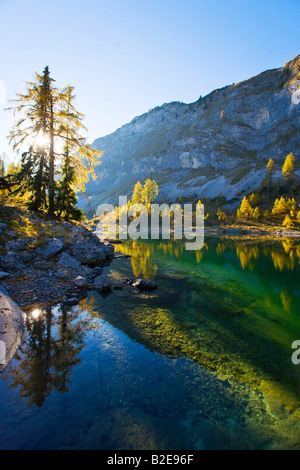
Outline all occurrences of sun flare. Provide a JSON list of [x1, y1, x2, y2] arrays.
[[34, 132, 49, 149], [31, 308, 42, 320]]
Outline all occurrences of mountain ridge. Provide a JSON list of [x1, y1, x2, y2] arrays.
[[78, 54, 300, 214]]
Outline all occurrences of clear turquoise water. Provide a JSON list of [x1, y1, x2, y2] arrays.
[[0, 236, 300, 449]]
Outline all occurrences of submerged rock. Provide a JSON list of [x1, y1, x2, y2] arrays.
[[132, 279, 157, 291], [94, 275, 111, 293], [64, 297, 79, 306], [123, 278, 157, 291]]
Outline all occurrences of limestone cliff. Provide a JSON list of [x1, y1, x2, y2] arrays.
[[78, 55, 300, 213]]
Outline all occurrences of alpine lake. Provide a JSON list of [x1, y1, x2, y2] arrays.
[[0, 235, 300, 450]]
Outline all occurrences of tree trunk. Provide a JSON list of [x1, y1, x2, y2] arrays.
[[48, 97, 55, 216]]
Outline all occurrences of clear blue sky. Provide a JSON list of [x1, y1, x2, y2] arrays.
[[0, 0, 299, 163]]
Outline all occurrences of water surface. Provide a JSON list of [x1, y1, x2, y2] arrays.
[[0, 236, 300, 449]]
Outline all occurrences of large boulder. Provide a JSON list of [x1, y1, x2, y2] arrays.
[[5, 237, 35, 252], [57, 252, 81, 270], [68, 241, 114, 267], [0, 286, 25, 373], [35, 238, 65, 260], [0, 251, 25, 271], [19, 251, 36, 264]]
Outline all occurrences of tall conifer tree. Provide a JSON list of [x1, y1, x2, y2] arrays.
[[8, 69, 102, 218]]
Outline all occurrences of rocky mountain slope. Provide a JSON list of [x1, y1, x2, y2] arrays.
[[78, 55, 300, 214]]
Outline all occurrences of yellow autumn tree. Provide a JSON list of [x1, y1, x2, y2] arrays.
[[217, 209, 227, 221], [272, 196, 296, 215], [236, 196, 254, 220], [142, 179, 159, 204], [132, 181, 144, 204], [283, 214, 293, 229], [253, 207, 260, 220], [282, 152, 295, 184]]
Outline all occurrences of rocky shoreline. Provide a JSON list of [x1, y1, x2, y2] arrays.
[[0, 210, 159, 373], [0, 218, 116, 309], [0, 214, 158, 312]]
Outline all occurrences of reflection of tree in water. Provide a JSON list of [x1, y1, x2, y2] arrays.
[[235, 245, 260, 271], [117, 240, 158, 279], [280, 290, 292, 313], [130, 249, 157, 279], [118, 236, 300, 282], [5, 305, 87, 408], [216, 243, 226, 255], [231, 239, 300, 272], [271, 250, 295, 271], [117, 239, 209, 277]]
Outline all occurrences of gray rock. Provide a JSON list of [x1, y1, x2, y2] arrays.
[[0, 271, 10, 280], [5, 237, 35, 252], [33, 260, 54, 271], [0, 223, 7, 230], [91, 266, 103, 276], [0, 285, 25, 373], [68, 241, 114, 267], [56, 269, 68, 279], [57, 252, 81, 270], [0, 251, 25, 271], [19, 251, 36, 264], [35, 238, 65, 260], [73, 276, 88, 288], [132, 279, 157, 291], [94, 275, 111, 293], [273, 230, 300, 238]]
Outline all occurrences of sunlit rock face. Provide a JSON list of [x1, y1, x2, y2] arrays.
[[78, 55, 300, 214]]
